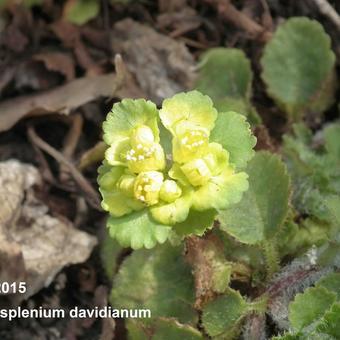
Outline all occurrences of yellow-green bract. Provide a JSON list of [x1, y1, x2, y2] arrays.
[[98, 91, 256, 249]]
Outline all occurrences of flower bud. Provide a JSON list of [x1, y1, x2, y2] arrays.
[[131, 125, 155, 148], [117, 174, 136, 197], [159, 180, 182, 203], [134, 171, 164, 205], [180, 159, 212, 186]]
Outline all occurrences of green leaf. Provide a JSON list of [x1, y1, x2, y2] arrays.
[[202, 289, 248, 338], [325, 195, 340, 226], [126, 318, 203, 340], [23, 0, 43, 7], [172, 209, 217, 237], [283, 123, 340, 223], [272, 334, 303, 340], [218, 151, 290, 244], [110, 243, 197, 324], [195, 48, 254, 114], [215, 228, 264, 271], [316, 273, 340, 300], [107, 210, 171, 249], [261, 17, 336, 120], [100, 228, 123, 280], [324, 123, 340, 161], [64, 0, 100, 25], [103, 98, 159, 146], [289, 287, 336, 332], [316, 303, 340, 339], [160, 91, 217, 135], [210, 111, 256, 169]]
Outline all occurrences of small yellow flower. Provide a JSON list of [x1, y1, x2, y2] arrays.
[[133, 171, 164, 206], [159, 180, 182, 203]]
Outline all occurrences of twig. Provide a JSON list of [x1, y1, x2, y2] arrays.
[[78, 141, 107, 171], [60, 114, 83, 184], [27, 126, 101, 210], [260, 0, 273, 31], [111, 54, 128, 97], [204, 0, 272, 42], [62, 114, 83, 159], [310, 0, 340, 31]]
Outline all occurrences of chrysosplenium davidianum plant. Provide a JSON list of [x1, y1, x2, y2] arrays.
[[98, 91, 255, 249], [98, 18, 340, 340]]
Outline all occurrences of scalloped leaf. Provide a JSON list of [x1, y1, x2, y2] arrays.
[[316, 302, 340, 339], [100, 228, 123, 280], [283, 123, 340, 223], [218, 151, 290, 245], [324, 123, 340, 160], [103, 98, 159, 145], [195, 48, 253, 112], [172, 209, 217, 237], [110, 243, 197, 324], [272, 334, 303, 340], [316, 273, 340, 300], [289, 286, 336, 332], [271, 333, 307, 340], [325, 196, 340, 227], [202, 289, 248, 338], [126, 318, 203, 340], [210, 111, 256, 169], [63, 0, 100, 25], [261, 17, 336, 120], [107, 210, 171, 249]]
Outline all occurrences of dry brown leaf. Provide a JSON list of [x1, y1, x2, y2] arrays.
[[34, 52, 76, 81], [0, 73, 118, 133], [185, 234, 231, 309], [0, 159, 97, 305], [112, 19, 196, 104], [157, 7, 202, 36], [51, 20, 103, 75]]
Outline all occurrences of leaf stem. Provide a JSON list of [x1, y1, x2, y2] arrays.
[[263, 241, 280, 279], [248, 294, 269, 314]]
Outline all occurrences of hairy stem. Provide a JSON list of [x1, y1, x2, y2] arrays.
[[263, 241, 280, 279], [248, 294, 269, 314]]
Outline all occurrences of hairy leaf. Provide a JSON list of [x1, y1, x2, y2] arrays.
[[126, 318, 203, 340], [316, 303, 340, 339], [261, 17, 336, 120], [172, 209, 217, 237], [289, 286, 336, 331], [202, 289, 247, 338], [316, 273, 340, 300], [107, 210, 171, 249], [283, 123, 340, 224], [210, 111, 256, 169], [100, 229, 123, 280], [195, 48, 252, 109], [111, 243, 196, 324], [219, 151, 290, 244]]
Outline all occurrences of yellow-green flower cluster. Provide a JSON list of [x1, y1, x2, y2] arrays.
[[98, 91, 249, 227]]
